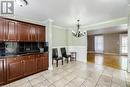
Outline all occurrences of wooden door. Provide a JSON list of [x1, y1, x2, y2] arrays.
[[18, 22, 30, 41], [0, 18, 5, 41], [37, 54, 44, 72], [0, 58, 6, 85], [6, 56, 23, 82], [37, 26, 45, 42], [6, 20, 18, 41], [23, 55, 37, 76]]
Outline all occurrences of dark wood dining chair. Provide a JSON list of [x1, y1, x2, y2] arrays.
[[60, 48, 71, 63], [52, 48, 63, 67]]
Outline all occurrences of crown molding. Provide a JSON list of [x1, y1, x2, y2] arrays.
[[53, 25, 67, 30], [81, 17, 127, 30], [0, 15, 44, 25]]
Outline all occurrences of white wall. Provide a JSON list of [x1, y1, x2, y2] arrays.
[[67, 29, 87, 63]]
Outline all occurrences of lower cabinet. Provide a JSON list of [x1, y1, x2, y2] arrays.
[[0, 58, 6, 85], [37, 54, 44, 72], [0, 53, 48, 85], [23, 55, 37, 76], [43, 54, 48, 70], [36, 53, 48, 72], [6, 56, 23, 83]]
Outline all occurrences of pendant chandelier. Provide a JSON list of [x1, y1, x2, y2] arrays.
[[72, 20, 86, 37], [15, 0, 28, 7]]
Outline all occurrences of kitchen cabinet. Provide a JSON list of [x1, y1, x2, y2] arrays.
[[18, 22, 30, 41], [6, 20, 18, 41], [36, 53, 48, 72], [37, 54, 44, 72], [0, 18, 5, 41], [6, 56, 23, 82], [30, 25, 37, 41], [43, 53, 48, 70], [0, 53, 48, 85], [0, 17, 46, 42], [0, 58, 6, 85], [23, 55, 37, 76], [37, 26, 45, 42]]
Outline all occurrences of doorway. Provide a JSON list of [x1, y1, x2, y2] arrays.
[[87, 25, 128, 70]]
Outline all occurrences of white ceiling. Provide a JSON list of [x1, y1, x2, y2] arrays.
[[14, 0, 128, 27], [87, 24, 127, 35]]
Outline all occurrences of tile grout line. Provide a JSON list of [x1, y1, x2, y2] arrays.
[[110, 69, 114, 87], [94, 69, 105, 87]]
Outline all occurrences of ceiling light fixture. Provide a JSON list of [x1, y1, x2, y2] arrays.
[[15, 0, 28, 7], [72, 20, 86, 37]]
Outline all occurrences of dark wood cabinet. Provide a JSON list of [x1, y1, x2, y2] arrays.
[[0, 53, 48, 85], [23, 55, 37, 76], [6, 20, 18, 41], [43, 53, 48, 70], [0, 17, 46, 42], [18, 22, 30, 41], [30, 25, 37, 41], [6, 56, 23, 82], [0, 58, 6, 85], [0, 18, 5, 41], [37, 26, 45, 42], [36, 53, 48, 72], [37, 54, 44, 72]]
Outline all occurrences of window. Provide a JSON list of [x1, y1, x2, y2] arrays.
[[94, 35, 104, 53], [120, 34, 128, 54]]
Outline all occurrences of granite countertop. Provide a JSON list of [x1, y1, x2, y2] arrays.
[[0, 52, 48, 58]]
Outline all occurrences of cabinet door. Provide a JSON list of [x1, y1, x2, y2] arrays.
[[43, 53, 48, 70], [18, 22, 30, 41], [37, 54, 44, 72], [30, 25, 37, 41], [6, 20, 18, 41], [7, 57, 23, 82], [37, 26, 45, 42], [0, 18, 5, 41], [0, 59, 6, 85], [23, 55, 37, 76]]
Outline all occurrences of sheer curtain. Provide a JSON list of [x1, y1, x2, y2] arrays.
[[94, 35, 104, 53]]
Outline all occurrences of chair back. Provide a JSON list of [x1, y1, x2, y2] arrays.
[[60, 48, 67, 57], [52, 48, 58, 58]]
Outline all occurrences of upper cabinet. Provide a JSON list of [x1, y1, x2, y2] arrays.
[[37, 26, 45, 42], [18, 22, 30, 41], [30, 25, 37, 42], [0, 18, 5, 41], [0, 17, 46, 42], [5, 20, 18, 41]]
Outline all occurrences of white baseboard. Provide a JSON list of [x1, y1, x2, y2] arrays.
[[48, 66, 53, 70], [87, 51, 95, 53]]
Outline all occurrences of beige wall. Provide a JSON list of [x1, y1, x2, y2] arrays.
[[104, 33, 120, 54], [87, 32, 127, 54]]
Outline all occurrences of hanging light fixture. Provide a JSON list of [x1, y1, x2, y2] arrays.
[[15, 0, 28, 7], [72, 20, 86, 37]]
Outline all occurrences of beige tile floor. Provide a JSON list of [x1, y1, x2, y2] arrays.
[[1, 61, 130, 87]]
